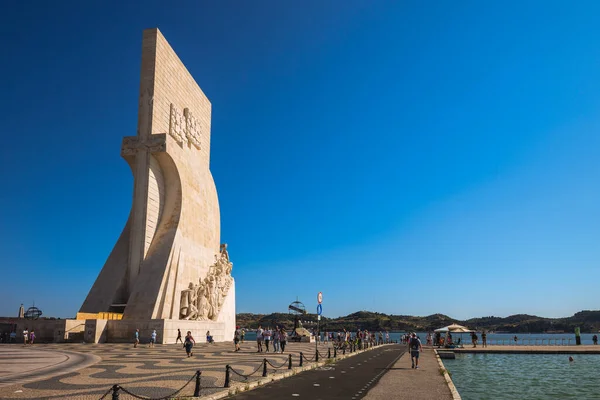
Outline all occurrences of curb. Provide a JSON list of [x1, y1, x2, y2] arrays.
[[198, 344, 387, 399], [434, 349, 461, 400]]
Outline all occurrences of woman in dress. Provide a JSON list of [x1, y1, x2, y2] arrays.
[[184, 331, 196, 357]]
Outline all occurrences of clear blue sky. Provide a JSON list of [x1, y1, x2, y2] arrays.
[[1, 1, 599, 321]]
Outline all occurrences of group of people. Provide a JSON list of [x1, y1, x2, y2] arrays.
[[254, 325, 288, 353], [322, 329, 391, 350], [22, 328, 35, 345], [0, 331, 18, 343], [128, 326, 600, 362]]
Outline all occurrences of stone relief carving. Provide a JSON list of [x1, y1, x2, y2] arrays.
[[169, 104, 202, 150], [169, 104, 186, 144], [184, 108, 201, 149], [121, 134, 167, 156], [179, 245, 233, 321]]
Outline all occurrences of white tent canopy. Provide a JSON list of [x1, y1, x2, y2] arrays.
[[434, 323, 474, 333]]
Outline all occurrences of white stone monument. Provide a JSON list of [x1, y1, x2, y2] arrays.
[[77, 28, 235, 343]]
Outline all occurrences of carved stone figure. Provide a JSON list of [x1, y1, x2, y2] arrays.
[[220, 243, 229, 262], [180, 283, 198, 320], [178, 248, 234, 321], [195, 280, 208, 320]]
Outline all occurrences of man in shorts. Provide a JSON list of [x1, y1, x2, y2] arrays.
[[409, 333, 422, 369], [149, 330, 157, 348]]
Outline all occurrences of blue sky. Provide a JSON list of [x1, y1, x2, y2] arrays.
[[1, 1, 599, 320]]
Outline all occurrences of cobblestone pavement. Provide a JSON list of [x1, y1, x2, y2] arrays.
[[0, 340, 338, 399]]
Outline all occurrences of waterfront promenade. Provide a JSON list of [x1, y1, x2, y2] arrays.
[[363, 348, 455, 400], [0, 341, 381, 399]]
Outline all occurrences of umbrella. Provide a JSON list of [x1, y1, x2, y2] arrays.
[[434, 323, 474, 333], [434, 324, 474, 347]]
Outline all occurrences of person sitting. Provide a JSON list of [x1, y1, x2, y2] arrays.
[[206, 330, 214, 344]]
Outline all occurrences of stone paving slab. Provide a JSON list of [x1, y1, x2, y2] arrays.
[[0, 340, 348, 399]]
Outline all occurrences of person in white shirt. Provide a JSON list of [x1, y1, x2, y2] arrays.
[[263, 328, 272, 352], [23, 329, 29, 345], [256, 326, 264, 352]]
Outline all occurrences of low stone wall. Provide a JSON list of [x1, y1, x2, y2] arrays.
[[15, 319, 84, 343]]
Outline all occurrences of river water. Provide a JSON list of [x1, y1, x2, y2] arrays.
[[444, 353, 600, 399]]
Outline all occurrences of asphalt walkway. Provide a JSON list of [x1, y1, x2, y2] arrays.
[[230, 344, 405, 400]]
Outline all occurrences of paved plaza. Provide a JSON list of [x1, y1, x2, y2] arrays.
[[0, 340, 353, 399]]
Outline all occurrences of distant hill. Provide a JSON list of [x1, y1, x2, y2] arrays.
[[236, 310, 600, 333]]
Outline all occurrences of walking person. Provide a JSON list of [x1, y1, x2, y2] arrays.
[[29, 330, 35, 345], [482, 331, 487, 348], [263, 327, 272, 352], [149, 330, 157, 348], [272, 327, 280, 353], [234, 326, 241, 352], [134, 329, 140, 348], [176, 329, 183, 344], [280, 328, 288, 353], [241, 328, 245, 343], [23, 328, 28, 345], [184, 331, 195, 357], [256, 325, 263, 352], [409, 333, 423, 369]]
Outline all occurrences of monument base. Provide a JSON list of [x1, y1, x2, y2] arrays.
[[88, 282, 236, 344]]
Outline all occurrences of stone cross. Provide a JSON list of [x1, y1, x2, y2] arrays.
[[119, 88, 168, 296]]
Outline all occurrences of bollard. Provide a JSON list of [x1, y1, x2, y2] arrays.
[[263, 359, 268, 377], [316, 350, 319, 362], [288, 354, 292, 369], [193, 370, 202, 397], [111, 384, 120, 400], [299, 352, 303, 367], [224, 365, 231, 388], [328, 348, 331, 358], [334, 347, 337, 358]]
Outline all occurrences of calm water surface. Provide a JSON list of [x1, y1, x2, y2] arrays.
[[444, 353, 600, 400]]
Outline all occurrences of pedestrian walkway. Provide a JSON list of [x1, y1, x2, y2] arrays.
[[0, 347, 100, 388], [363, 347, 454, 400], [0, 340, 352, 399], [231, 344, 405, 399]]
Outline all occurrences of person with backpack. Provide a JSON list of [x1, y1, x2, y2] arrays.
[[409, 333, 423, 369]]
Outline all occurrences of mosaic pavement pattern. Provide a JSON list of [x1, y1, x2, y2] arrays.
[[0, 340, 336, 399]]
